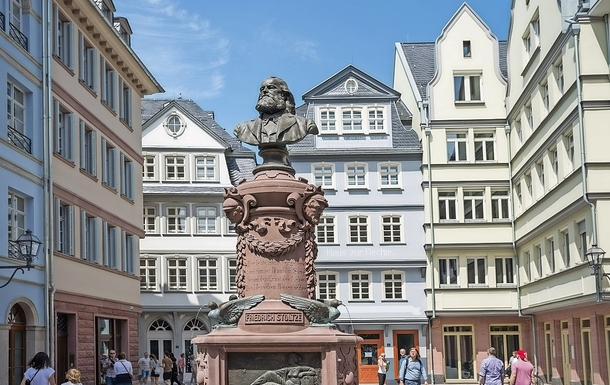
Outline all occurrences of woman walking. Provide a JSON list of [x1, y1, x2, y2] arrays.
[[399, 347, 428, 385], [114, 352, 134, 385], [378, 352, 389, 385], [21, 352, 56, 385], [150, 354, 160, 385]]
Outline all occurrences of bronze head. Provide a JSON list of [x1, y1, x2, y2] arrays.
[[255, 77, 296, 116]]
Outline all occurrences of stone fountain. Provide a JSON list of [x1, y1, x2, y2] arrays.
[[191, 77, 360, 385]]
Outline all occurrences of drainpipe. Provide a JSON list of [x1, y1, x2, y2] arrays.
[[42, 0, 56, 363], [572, 21, 601, 301]]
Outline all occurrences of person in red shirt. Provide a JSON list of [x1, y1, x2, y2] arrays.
[[509, 350, 535, 385], [177, 353, 185, 383]]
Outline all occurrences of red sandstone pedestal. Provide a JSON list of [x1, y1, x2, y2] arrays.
[[192, 170, 360, 385]]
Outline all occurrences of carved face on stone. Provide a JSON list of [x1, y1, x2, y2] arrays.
[[303, 195, 328, 225], [223, 198, 244, 224]]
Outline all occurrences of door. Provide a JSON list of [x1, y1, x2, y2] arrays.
[[356, 330, 384, 384], [393, 330, 418, 380], [561, 321, 570, 385]]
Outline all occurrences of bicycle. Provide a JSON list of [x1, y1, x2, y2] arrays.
[[461, 361, 473, 379], [533, 373, 547, 385]]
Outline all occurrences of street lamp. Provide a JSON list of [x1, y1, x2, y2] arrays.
[[2, 229, 42, 288], [585, 244, 608, 302]]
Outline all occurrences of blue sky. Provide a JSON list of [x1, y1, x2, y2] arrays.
[[114, 0, 511, 135]]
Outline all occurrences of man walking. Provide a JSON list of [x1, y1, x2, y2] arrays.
[[478, 347, 504, 385], [139, 352, 151, 384], [509, 350, 534, 385]]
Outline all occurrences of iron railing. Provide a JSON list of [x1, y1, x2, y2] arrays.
[[7, 125, 32, 154], [9, 22, 28, 51], [0, 11, 5, 31]]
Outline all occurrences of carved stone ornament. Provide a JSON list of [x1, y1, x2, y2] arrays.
[[196, 350, 209, 385]]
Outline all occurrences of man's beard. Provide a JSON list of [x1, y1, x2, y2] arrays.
[[256, 94, 286, 115]]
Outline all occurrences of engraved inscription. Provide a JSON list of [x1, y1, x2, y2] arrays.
[[244, 311, 304, 325]]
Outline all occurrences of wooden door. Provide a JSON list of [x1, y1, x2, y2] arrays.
[[561, 321, 571, 385], [356, 330, 384, 384], [393, 330, 419, 380]]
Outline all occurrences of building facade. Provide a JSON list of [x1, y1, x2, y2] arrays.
[[0, 0, 47, 384], [289, 65, 427, 384], [50, 0, 161, 383], [138, 98, 255, 371]]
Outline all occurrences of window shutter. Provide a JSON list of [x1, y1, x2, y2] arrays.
[[80, 210, 87, 260], [100, 56, 106, 100], [53, 99, 59, 153], [79, 120, 85, 167], [91, 131, 97, 176], [52, 4, 59, 55], [101, 138, 107, 184], [129, 235, 137, 274], [102, 221, 108, 267], [120, 153, 125, 196], [128, 160, 134, 199], [54, 198, 60, 251], [68, 113, 75, 161], [78, 32, 84, 80], [65, 22, 73, 69], [68, 205, 74, 256], [121, 230, 127, 272], [94, 217, 101, 264]]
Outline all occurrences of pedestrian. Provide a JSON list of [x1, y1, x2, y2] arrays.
[[20, 352, 56, 385], [162, 352, 173, 385], [150, 354, 160, 385], [61, 369, 83, 385], [170, 353, 181, 385], [396, 348, 407, 383], [478, 347, 504, 385], [189, 355, 197, 385], [102, 350, 118, 385], [506, 351, 518, 378], [177, 353, 185, 383], [509, 350, 535, 385], [399, 347, 428, 385], [114, 351, 134, 385], [139, 352, 151, 384], [378, 352, 389, 385]]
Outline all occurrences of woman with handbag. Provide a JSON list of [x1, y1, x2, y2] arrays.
[[114, 352, 134, 385], [150, 354, 161, 385], [21, 352, 56, 385]]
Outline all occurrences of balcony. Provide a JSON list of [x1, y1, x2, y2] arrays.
[[9, 22, 28, 51], [7, 125, 32, 154], [0, 11, 4, 30]]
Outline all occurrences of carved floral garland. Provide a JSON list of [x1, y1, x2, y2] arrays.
[[243, 229, 305, 258]]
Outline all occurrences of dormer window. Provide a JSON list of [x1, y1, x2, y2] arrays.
[[164, 114, 186, 137], [93, 0, 115, 23], [345, 79, 358, 95], [463, 41, 471, 57]]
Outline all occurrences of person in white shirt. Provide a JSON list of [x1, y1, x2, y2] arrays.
[[139, 352, 151, 384], [21, 352, 56, 385], [60, 368, 83, 385], [114, 352, 134, 385]]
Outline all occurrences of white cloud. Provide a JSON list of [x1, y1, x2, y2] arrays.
[[259, 23, 319, 61]]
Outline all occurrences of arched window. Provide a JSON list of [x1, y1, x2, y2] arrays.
[[9, 304, 26, 385], [149, 319, 172, 331], [148, 319, 173, 362], [183, 318, 206, 332]]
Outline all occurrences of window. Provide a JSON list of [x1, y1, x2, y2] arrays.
[[564, 131, 574, 171], [474, 133, 495, 161], [439, 258, 458, 285], [101, 57, 116, 110], [464, 191, 484, 220], [8, 0, 27, 50], [525, 172, 533, 199], [7, 80, 26, 138], [515, 182, 522, 207], [317, 271, 338, 300], [555, 61, 564, 94], [197, 258, 218, 291], [143, 156, 156, 180], [102, 139, 117, 189], [491, 190, 510, 220], [379, 162, 400, 187], [8, 191, 26, 242], [495, 257, 515, 284], [524, 15, 540, 57], [515, 119, 523, 143], [453, 74, 481, 101], [467, 257, 486, 285], [541, 81, 549, 111], [438, 191, 457, 221], [167, 258, 188, 291], [80, 211, 98, 263], [348, 216, 368, 243], [313, 163, 334, 188], [53, 4, 73, 68], [164, 114, 185, 137], [54, 100, 75, 161], [368, 107, 384, 131], [381, 215, 402, 243], [80, 121, 97, 176], [122, 231, 136, 274], [165, 156, 186, 180], [319, 108, 336, 132], [578, 220, 587, 261], [79, 33, 97, 91], [140, 258, 158, 291], [350, 271, 370, 300], [143, 206, 157, 233], [382, 270, 404, 300], [55, 199, 74, 255], [166, 207, 187, 234], [523, 251, 531, 281], [537, 160, 545, 195], [120, 154, 134, 200], [346, 163, 367, 188], [316, 216, 335, 244], [228, 259, 237, 291], [342, 108, 363, 132], [525, 101, 533, 130], [534, 245, 543, 277], [196, 206, 217, 234], [447, 132, 467, 161], [550, 147, 558, 185], [119, 78, 132, 126], [561, 230, 570, 267], [547, 238, 555, 273], [195, 156, 216, 181], [102, 222, 119, 268], [345, 79, 358, 94], [463, 40, 471, 57], [490, 325, 520, 365], [443, 326, 474, 381]]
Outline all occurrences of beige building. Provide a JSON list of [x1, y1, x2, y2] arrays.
[[395, 1, 610, 385], [50, 0, 161, 381]]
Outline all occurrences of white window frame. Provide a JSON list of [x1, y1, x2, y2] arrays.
[[197, 257, 219, 291], [318, 107, 336, 133], [348, 215, 369, 244], [166, 206, 187, 234], [561, 229, 571, 268], [439, 258, 459, 286], [467, 257, 487, 286], [341, 107, 363, 132], [525, 101, 533, 130], [194, 155, 217, 181], [120, 153, 134, 200], [564, 131, 574, 171], [8, 191, 26, 242], [555, 60, 564, 94], [541, 81, 550, 111], [491, 190, 510, 221], [53, 99, 75, 161], [167, 258, 188, 291], [578, 220, 587, 261], [7, 80, 26, 134], [534, 244, 543, 278], [464, 191, 484, 221], [438, 191, 457, 221], [495, 257, 515, 285], [80, 121, 97, 176], [317, 270, 338, 300], [143, 155, 156, 180], [140, 257, 158, 291], [312, 163, 335, 189], [316, 216, 335, 244], [101, 138, 117, 189], [119, 77, 132, 127], [122, 231, 136, 274], [100, 56, 116, 110], [195, 206, 218, 234], [381, 215, 402, 243], [349, 270, 371, 300], [536, 160, 545, 196], [143, 206, 157, 234], [53, 4, 73, 68], [523, 251, 531, 282], [165, 156, 186, 181], [368, 106, 385, 132], [474, 132, 495, 161], [446, 131, 468, 162], [10, 0, 23, 30], [382, 269, 405, 300], [515, 119, 523, 144], [80, 211, 99, 263], [345, 162, 368, 189], [524, 14, 540, 57], [55, 199, 74, 256], [547, 237, 556, 274], [453, 73, 482, 102], [378, 162, 401, 188], [78, 32, 97, 92], [102, 221, 119, 269], [550, 147, 558, 186], [227, 258, 238, 292]]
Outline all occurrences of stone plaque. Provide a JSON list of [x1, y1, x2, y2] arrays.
[[227, 352, 321, 385], [244, 311, 304, 325]]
